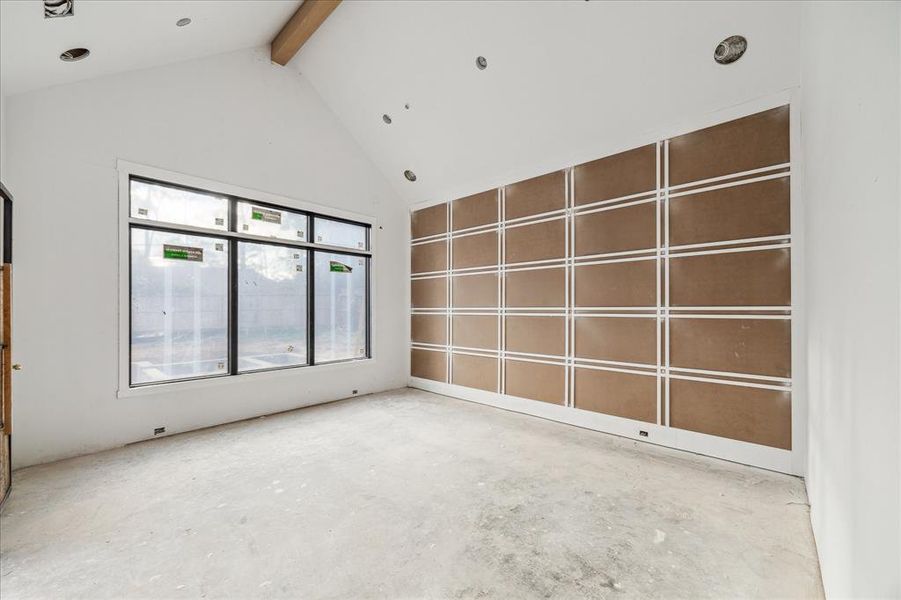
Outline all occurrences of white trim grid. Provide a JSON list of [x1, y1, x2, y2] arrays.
[[410, 102, 796, 474]]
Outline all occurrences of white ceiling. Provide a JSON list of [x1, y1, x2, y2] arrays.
[[293, 1, 802, 206], [0, 0, 301, 96]]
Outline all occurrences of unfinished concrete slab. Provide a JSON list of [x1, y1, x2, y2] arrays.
[[0, 388, 822, 599]]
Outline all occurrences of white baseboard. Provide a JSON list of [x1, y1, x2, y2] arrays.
[[409, 377, 797, 476]]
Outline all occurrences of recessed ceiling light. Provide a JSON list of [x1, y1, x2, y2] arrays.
[[476, 56, 488, 70], [59, 48, 90, 62], [44, 0, 74, 19], [714, 35, 747, 65], [176, 17, 192, 27], [404, 170, 417, 182]]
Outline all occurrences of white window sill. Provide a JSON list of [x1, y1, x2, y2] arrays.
[[117, 357, 376, 399]]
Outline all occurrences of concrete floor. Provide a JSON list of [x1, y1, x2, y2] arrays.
[[1, 388, 822, 599]]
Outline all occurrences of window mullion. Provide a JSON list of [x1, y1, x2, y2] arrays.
[[308, 220, 316, 366], [228, 199, 238, 376]]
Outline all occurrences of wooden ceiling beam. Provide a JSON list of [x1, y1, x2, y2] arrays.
[[271, 0, 341, 66]]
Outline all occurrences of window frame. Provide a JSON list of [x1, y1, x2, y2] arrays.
[[118, 161, 374, 395]]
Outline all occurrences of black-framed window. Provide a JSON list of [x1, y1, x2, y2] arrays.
[[128, 177, 371, 387]]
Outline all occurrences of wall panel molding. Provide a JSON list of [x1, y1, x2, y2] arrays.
[[410, 104, 795, 473]]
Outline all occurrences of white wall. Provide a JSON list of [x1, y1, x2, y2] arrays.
[[4, 47, 409, 468], [801, 2, 901, 598], [294, 1, 802, 207]]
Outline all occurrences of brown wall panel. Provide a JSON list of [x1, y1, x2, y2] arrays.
[[669, 177, 790, 246], [411, 314, 447, 345], [574, 368, 657, 423], [411, 349, 447, 382], [505, 268, 565, 308], [411, 204, 447, 239], [505, 316, 566, 357], [574, 260, 656, 307], [574, 144, 656, 205], [574, 317, 656, 365], [411, 277, 447, 308], [505, 218, 565, 264], [668, 106, 790, 186], [452, 231, 498, 269], [505, 171, 566, 220], [669, 379, 792, 449], [669, 248, 790, 306], [452, 273, 498, 308], [574, 202, 656, 256], [411, 240, 447, 274], [452, 189, 498, 231], [670, 318, 791, 377], [505, 360, 565, 404], [452, 353, 498, 392], [452, 315, 498, 350]]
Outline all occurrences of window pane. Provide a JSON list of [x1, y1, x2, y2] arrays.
[[131, 229, 228, 384], [236, 201, 308, 242], [130, 180, 228, 231], [314, 252, 367, 362], [238, 243, 308, 372], [314, 217, 368, 250]]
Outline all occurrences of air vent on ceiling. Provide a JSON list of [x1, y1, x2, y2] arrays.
[[44, 0, 74, 19]]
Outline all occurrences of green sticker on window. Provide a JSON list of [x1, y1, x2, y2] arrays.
[[329, 260, 352, 273], [163, 244, 203, 261], [251, 206, 282, 224]]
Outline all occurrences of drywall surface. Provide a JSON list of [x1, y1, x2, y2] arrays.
[[0, 88, 7, 180], [294, 1, 802, 206], [3, 47, 408, 468], [801, 2, 901, 598]]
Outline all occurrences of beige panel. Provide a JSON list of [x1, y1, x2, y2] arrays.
[[505, 267, 565, 308], [504, 171, 566, 220], [411, 240, 447, 274], [574, 260, 656, 307], [411, 314, 447, 345], [452, 231, 498, 269], [505, 218, 565, 264], [574, 144, 656, 206], [670, 318, 791, 378], [574, 368, 657, 423], [452, 273, 498, 308], [505, 316, 565, 357], [411, 277, 447, 308], [452, 353, 498, 392], [504, 360, 565, 405], [452, 315, 498, 350], [669, 379, 792, 449], [669, 248, 790, 306], [411, 203, 447, 239], [669, 177, 790, 246], [411, 349, 446, 382], [452, 189, 498, 231], [574, 317, 656, 365], [574, 202, 656, 256], [668, 106, 790, 186]]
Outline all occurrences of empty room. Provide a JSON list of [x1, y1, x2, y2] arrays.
[[0, 1, 899, 598]]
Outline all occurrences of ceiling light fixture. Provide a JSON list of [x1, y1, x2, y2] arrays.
[[59, 48, 90, 62], [714, 35, 747, 65], [404, 170, 417, 182], [44, 0, 74, 19], [382, 114, 392, 124], [176, 17, 192, 27], [476, 56, 488, 70]]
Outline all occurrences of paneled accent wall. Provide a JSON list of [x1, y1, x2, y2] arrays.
[[410, 106, 792, 457]]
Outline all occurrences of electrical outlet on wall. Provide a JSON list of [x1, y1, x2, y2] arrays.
[[154, 427, 166, 436]]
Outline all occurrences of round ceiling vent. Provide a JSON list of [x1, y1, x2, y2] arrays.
[[404, 170, 417, 182], [176, 17, 192, 27], [476, 56, 488, 70], [714, 35, 747, 65], [382, 114, 392, 124], [59, 48, 90, 62]]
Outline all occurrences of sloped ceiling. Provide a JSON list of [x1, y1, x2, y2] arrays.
[[293, 1, 801, 206], [0, 0, 301, 96]]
